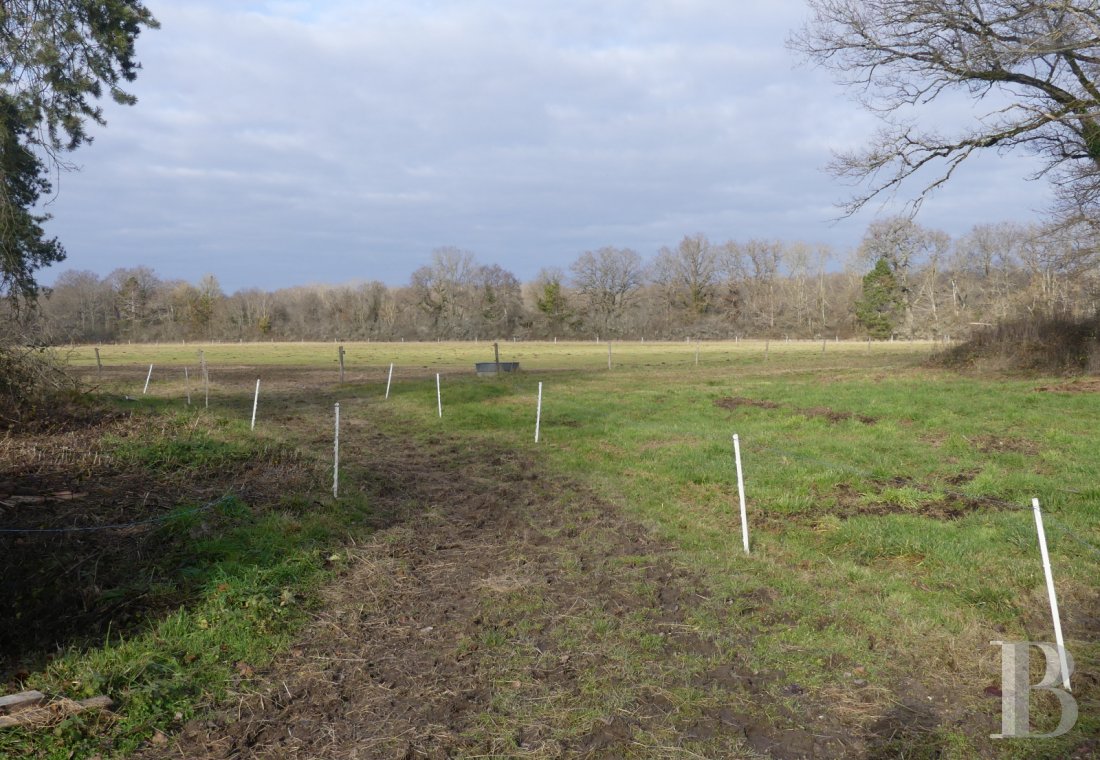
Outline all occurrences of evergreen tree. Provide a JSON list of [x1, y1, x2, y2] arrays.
[[535, 273, 572, 338], [0, 97, 64, 303], [855, 257, 902, 339], [1, 1, 158, 302]]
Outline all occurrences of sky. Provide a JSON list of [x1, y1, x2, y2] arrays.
[[39, 0, 1053, 293]]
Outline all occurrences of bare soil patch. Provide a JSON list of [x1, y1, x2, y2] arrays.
[[801, 407, 877, 425], [970, 434, 1040, 455], [713, 397, 876, 424], [713, 396, 779, 410], [829, 481, 1011, 521]]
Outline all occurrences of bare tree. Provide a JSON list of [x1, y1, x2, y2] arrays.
[[782, 242, 814, 332], [279, 286, 326, 340], [569, 247, 645, 337], [740, 240, 785, 332], [951, 222, 1033, 322], [714, 240, 747, 329], [652, 234, 721, 322], [225, 288, 275, 339], [105, 266, 160, 339], [472, 264, 523, 338], [1019, 219, 1098, 316], [410, 247, 477, 338], [791, 1, 1100, 219], [915, 238, 947, 336], [43, 270, 110, 341], [354, 281, 393, 339], [813, 244, 835, 332]]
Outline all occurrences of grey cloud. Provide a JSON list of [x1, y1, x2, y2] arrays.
[[41, 0, 1051, 291]]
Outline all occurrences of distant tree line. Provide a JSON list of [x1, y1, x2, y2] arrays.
[[29, 219, 1099, 344]]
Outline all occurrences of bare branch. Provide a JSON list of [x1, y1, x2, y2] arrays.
[[790, 0, 1100, 218]]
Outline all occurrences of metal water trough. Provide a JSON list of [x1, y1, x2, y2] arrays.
[[475, 361, 520, 377]]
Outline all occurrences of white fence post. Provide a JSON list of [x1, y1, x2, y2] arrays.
[[535, 382, 543, 443], [250, 379, 260, 431], [733, 434, 750, 554], [1032, 498, 1071, 690], [385, 362, 394, 399], [198, 351, 209, 408], [143, 364, 153, 395], [333, 402, 340, 498], [436, 373, 442, 418]]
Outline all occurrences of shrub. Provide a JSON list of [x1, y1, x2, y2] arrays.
[[937, 316, 1100, 374]]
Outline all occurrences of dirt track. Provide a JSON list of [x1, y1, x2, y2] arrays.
[[142, 398, 857, 759]]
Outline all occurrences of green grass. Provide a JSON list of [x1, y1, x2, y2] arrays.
[[0, 410, 371, 759], [31, 340, 1098, 757], [105, 428, 255, 471], [369, 346, 1097, 755]]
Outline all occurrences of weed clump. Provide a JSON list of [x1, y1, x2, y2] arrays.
[[0, 342, 86, 429]]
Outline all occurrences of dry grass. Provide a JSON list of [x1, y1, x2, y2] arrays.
[[939, 316, 1100, 374]]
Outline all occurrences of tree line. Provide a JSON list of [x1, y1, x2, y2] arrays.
[[6, 1, 1100, 349], [29, 218, 1098, 345]]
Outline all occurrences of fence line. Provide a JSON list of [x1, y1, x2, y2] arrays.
[[54, 354, 1100, 560]]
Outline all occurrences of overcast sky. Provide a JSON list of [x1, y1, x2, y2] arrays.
[[40, 0, 1051, 293]]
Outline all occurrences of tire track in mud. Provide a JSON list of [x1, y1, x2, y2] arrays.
[[146, 402, 856, 759]]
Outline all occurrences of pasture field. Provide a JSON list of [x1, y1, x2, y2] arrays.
[[2, 340, 1096, 758], [66, 337, 939, 373]]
